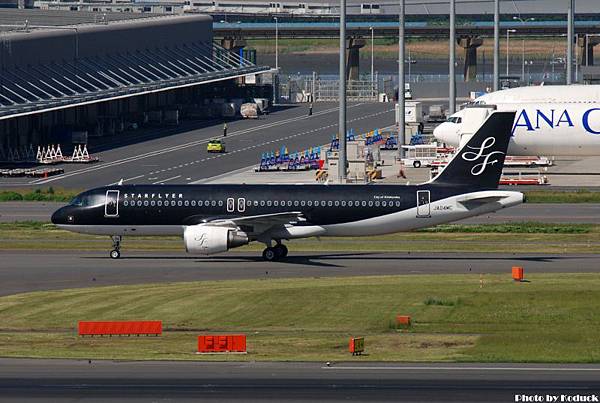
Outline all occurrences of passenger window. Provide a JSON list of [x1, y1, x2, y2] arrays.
[[334, 201, 339, 207], [184, 200, 189, 207], [368, 201, 373, 207], [158, 201, 162, 206], [218, 200, 223, 207], [247, 200, 252, 206], [382, 201, 387, 207], [308, 201, 313, 206], [362, 201, 367, 207], [144, 201, 149, 207], [138, 201, 143, 207], [254, 201, 259, 207], [211, 200, 216, 207], [327, 201, 332, 207], [287, 201, 292, 207], [178, 201, 182, 207], [294, 201, 299, 206], [375, 201, 380, 207], [274, 201, 279, 207], [396, 201, 401, 207], [260, 200, 265, 206], [267, 200, 272, 207], [191, 201, 196, 206], [300, 200, 305, 206], [321, 201, 326, 207], [341, 201, 346, 207], [151, 201, 155, 206]]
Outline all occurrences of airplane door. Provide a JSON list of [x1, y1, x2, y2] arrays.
[[105, 190, 120, 217], [416, 190, 430, 218]]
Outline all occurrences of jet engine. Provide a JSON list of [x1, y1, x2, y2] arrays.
[[184, 225, 249, 255]]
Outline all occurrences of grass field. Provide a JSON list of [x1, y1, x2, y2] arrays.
[[2, 221, 600, 253], [0, 274, 598, 362], [248, 37, 567, 60]]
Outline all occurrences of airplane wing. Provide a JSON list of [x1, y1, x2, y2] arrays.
[[201, 211, 305, 235]]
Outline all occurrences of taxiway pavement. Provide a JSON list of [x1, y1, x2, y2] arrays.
[[4, 102, 394, 189], [1, 359, 599, 402], [2, 201, 599, 223], [1, 250, 599, 296]]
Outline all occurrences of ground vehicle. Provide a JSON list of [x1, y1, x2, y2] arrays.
[[207, 139, 226, 153]]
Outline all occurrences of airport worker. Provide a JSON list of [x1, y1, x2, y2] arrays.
[[308, 103, 313, 116], [223, 122, 228, 137]]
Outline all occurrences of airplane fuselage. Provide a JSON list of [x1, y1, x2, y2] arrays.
[[434, 85, 600, 156], [52, 184, 522, 239]]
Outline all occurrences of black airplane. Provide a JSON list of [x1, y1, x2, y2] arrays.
[[52, 111, 523, 261]]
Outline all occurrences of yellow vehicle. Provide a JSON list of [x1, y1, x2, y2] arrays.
[[207, 139, 226, 153]]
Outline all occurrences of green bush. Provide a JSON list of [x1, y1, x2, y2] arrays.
[[0, 191, 24, 201]]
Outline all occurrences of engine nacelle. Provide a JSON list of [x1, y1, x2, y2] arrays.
[[183, 225, 249, 255]]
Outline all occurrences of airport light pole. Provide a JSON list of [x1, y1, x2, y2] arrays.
[[449, 0, 456, 115], [398, 0, 405, 160], [506, 29, 516, 76], [567, 0, 574, 84], [525, 60, 533, 84], [513, 16, 535, 83], [338, 0, 347, 181], [370, 26, 374, 84], [274, 16, 279, 71], [493, 0, 499, 91]]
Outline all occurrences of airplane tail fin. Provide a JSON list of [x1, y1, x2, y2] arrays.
[[430, 110, 515, 189]]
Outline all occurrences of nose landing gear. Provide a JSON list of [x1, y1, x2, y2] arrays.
[[262, 242, 288, 262], [110, 235, 122, 259]]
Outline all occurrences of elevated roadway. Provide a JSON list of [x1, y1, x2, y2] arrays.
[[214, 20, 600, 39]]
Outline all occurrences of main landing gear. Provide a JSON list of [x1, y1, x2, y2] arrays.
[[110, 235, 122, 259], [262, 242, 288, 262]]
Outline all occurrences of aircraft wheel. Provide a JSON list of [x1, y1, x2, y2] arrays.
[[262, 247, 278, 262], [275, 244, 288, 258], [110, 249, 121, 259], [413, 160, 421, 168]]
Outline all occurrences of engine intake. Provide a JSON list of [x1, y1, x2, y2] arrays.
[[184, 225, 249, 255]]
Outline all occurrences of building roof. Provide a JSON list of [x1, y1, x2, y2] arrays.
[[0, 8, 157, 32], [0, 11, 271, 120], [0, 41, 270, 120]]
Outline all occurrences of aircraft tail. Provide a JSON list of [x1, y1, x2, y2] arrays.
[[431, 110, 515, 189]]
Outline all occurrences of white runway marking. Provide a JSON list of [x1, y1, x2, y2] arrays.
[[152, 175, 181, 184], [322, 366, 600, 372]]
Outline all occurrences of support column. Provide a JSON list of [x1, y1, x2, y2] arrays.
[[458, 35, 483, 82], [577, 34, 600, 66], [346, 36, 366, 81], [220, 37, 247, 65]]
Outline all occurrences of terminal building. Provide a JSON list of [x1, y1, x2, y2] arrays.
[[0, 10, 273, 154]]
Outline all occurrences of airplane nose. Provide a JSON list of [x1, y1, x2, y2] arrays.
[[51, 207, 71, 225], [433, 123, 456, 145]]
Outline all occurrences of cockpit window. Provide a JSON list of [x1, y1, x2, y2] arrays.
[[70, 196, 84, 206], [446, 116, 462, 124], [69, 193, 104, 207]]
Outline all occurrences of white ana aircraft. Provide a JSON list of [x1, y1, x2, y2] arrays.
[[434, 85, 600, 156]]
